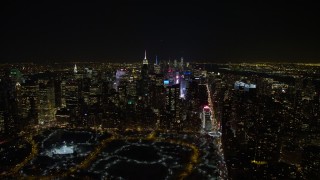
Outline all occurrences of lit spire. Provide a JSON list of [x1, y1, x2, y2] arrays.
[[155, 55, 158, 65], [144, 50, 147, 60], [74, 64, 77, 73], [143, 50, 148, 65]]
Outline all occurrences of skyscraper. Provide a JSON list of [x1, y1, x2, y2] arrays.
[[139, 50, 150, 97], [74, 64, 78, 74], [142, 50, 148, 65], [141, 50, 149, 79], [164, 84, 181, 129], [201, 105, 212, 131]]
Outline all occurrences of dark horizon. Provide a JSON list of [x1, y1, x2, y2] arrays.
[[1, 1, 320, 63]]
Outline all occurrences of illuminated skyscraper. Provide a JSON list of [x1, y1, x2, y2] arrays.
[[143, 50, 148, 65], [140, 50, 150, 98], [74, 64, 78, 74], [141, 50, 149, 79], [38, 79, 55, 125], [65, 80, 79, 110], [19, 81, 39, 124], [201, 105, 212, 131], [1, 69, 23, 135], [164, 84, 181, 129]]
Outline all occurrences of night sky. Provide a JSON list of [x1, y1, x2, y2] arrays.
[[1, 1, 320, 63]]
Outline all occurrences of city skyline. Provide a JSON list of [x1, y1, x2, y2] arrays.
[[0, 59, 319, 179], [1, 1, 319, 179], [1, 1, 320, 63]]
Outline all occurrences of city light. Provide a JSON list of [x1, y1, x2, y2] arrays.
[[0, 60, 319, 179]]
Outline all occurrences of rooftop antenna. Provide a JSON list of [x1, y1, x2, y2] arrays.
[[144, 50, 147, 60]]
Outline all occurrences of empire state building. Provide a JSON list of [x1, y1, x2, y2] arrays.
[[142, 50, 148, 65], [141, 50, 149, 80]]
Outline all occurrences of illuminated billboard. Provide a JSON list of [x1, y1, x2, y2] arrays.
[[164, 80, 169, 85]]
